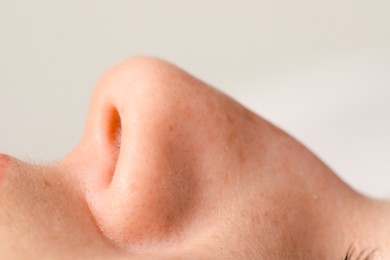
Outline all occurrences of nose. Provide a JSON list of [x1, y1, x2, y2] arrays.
[[66, 57, 267, 248]]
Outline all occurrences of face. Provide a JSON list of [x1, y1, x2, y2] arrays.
[[0, 57, 389, 259]]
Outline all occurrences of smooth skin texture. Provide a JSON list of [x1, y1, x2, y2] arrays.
[[0, 57, 389, 259]]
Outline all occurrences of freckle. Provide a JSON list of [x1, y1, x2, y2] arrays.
[[227, 114, 235, 125], [168, 125, 175, 132], [244, 111, 256, 123], [43, 179, 52, 187]]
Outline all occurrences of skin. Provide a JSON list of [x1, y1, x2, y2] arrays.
[[0, 56, 390, 259]]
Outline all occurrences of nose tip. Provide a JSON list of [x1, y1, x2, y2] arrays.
[[76, 56, 213, 187], [0, 153, 12, 181], [0, 153, 11, 166]]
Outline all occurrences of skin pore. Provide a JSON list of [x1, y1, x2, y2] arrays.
[[1, 57, 390, 259]]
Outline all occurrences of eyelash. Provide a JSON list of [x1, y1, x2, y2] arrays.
[[344, 246, 377, 260]]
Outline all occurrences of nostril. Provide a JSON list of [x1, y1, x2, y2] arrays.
[[97, 106, 122, 187], [107, 107, 122, 155]]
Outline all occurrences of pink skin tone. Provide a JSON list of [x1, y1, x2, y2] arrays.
[[1, 57, 390, 259], [0, 153, 10, 172], [0, 154, 10, 183]]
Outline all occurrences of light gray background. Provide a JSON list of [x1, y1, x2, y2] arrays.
[[0, 1, 389, 198]]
